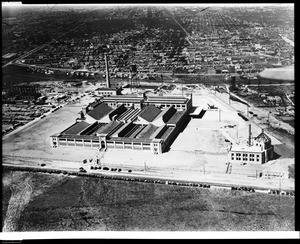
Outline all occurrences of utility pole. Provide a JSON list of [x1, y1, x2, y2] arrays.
[[278, 160, 282, 214], [268, 111, 271, 131], [144, 161, 147, 173], [181, 80, 183, 97], [215, 83, 217, 95], [130, 74, 133, 93], [246, 105, 249, 117]]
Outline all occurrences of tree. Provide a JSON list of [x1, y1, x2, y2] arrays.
[[288, 164, 295, 179]]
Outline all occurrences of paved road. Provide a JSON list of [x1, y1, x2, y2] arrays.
[[2, 45, 47, 69], [279, 34, 294, 47], [163, 7, 194, 45], [2, 156, 295, 192], [247, 83, 294, 87], [2, 18, 90, 69]]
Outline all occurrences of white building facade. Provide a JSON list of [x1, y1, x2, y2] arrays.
[[229, 129, 274, 164]]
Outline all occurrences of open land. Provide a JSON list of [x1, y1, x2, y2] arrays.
[[2, 169, 295, 231]]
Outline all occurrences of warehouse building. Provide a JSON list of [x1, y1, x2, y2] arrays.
[[51, 94, 192, 154]]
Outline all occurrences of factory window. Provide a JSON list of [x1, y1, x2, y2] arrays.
[[249, 154, 254, 161], [231, 153, 234, 160], [236, 153, 241, 161], [243, 153, 248, 161]]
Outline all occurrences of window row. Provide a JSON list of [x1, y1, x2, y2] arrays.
[[231, 152, 260, 162]]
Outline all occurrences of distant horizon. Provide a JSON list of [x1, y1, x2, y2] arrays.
[[2, 2, 294, 9]]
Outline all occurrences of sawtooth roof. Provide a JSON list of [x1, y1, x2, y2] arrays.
[[86, 103, 113, 121], [62, 121, 91, 135], [138, 105, 161, 122]]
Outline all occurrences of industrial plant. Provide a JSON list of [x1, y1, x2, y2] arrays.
[[51, 55, 192, 154]]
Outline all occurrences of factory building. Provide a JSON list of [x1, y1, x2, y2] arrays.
[[96, 87, 123, 97], [102, 94, 193, 111], [51, 94, 192, 154], [228, 126, 274, 164]]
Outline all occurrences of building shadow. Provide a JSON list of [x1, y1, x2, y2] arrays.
[[272, 151, 281, 160], [163, 116, 192, 153], [273, 144, 294, 159]]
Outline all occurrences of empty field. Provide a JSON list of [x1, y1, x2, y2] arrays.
[[2, 169, 295, 232]]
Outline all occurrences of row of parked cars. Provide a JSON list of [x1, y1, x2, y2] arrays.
[[231, 186, 295, 196], [90, 165, 132, 173], [268, 189, 295, 196], [231, 186, 255, 192]]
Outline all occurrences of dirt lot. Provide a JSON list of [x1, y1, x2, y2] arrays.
[[2, 169, 295, 232], [2, 105, 80, 159]]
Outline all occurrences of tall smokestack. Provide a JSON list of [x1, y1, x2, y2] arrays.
[[248, 124, 252, 146], [105, 55, 110, 88]]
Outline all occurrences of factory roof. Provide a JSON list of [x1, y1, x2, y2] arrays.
[[61, 121, 91, 135], [160, 127, 174, 140], [96, 120, 122, 135], [86, 103, 113, 121], [167, 111, 185, 125], [136, 123, 159, 139], [147, 96, 189, 102], [103, 95, 144, 102], [138, 105, 161, 122], [230, 145, 264, 153], [96, 87, 122, 91], [255, 131, 271, 143]]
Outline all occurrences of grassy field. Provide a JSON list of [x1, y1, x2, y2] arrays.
[[2, 169, 295, 232]]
